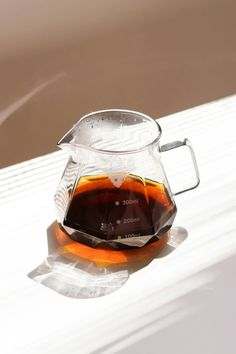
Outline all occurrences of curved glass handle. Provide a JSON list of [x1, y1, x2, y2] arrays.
[[160, 138, 200, 195]]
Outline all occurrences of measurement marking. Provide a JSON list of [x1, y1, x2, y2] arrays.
[[115, 201, 120, 206], [123, 233, 140, 238], [122, 199, 138, 205], [124, 217, 140, 224], [116, 219, 121, 224]]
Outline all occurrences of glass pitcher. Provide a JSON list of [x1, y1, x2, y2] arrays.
[[54, 109, 199, 250]]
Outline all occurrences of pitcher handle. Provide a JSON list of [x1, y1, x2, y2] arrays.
[[160, 138, 200, 195]]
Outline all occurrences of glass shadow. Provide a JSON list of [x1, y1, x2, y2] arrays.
[[28, 222, 187, 299]]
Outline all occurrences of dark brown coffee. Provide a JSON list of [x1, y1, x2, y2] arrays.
[[64, 174, 176, 244]]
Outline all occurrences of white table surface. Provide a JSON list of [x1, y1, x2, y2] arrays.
[[1, 96, 236, 354]]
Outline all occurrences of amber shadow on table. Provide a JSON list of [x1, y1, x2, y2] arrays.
[[28, 221, 187, 299]]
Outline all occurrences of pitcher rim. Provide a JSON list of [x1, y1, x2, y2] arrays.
[[58, 109, 162, 154]]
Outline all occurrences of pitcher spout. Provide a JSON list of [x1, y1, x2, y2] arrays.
[[57, 121, 83, 153]]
